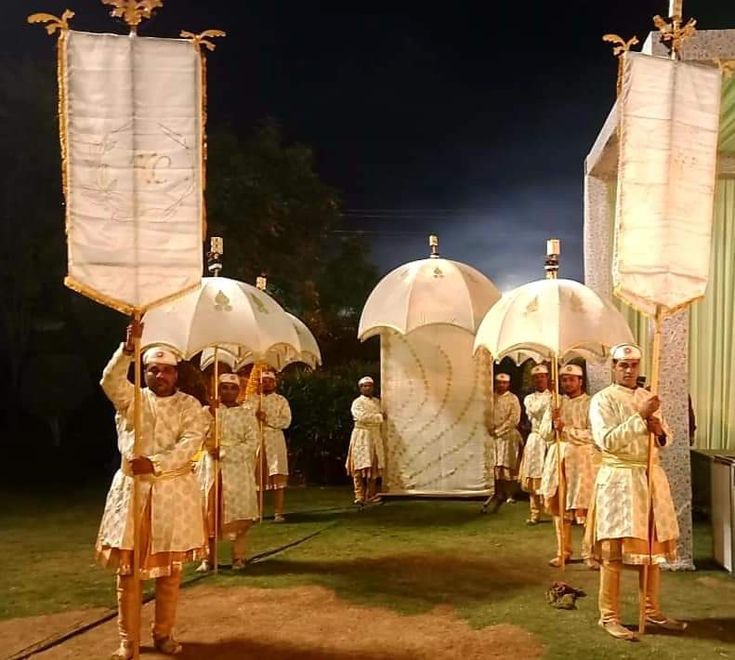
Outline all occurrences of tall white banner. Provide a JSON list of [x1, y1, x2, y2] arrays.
[[381, 325, 492, 495], [614, 52, 721, 315], [62, 31, 204, 313]]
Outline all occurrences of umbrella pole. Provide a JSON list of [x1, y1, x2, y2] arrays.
[[131, 310, 143, 660], [638, 306, 664, 634], [213, 347, 220, 575], [551, 356, 565, 572], [258, 368, 265, 523]]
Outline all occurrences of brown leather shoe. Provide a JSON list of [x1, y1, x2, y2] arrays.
[[646, 616, 688, 632], [598, 619, 638, 641], [153, 636, 183, 655]]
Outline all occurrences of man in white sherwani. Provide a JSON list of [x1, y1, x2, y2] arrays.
[[541, 363, 598, 568], [519, 365, 552, 524], [96, 322, 209, 659], [197, 374, 259, 572], [585, 343, 686, 641], [247, 370, 292, 522], [487, 372, 523, 512], [345, 376, 385, 505]]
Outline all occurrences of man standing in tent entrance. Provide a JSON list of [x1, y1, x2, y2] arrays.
[[197, 374, 259, 572], [96, 322, 209, 659], [247, 369, 292, 522], [519, 365, 552, 524], [486, 372, 523, 511], [585, 343, 686, 641], [541, 363, 598, 568], [346, 376, 385, 505]]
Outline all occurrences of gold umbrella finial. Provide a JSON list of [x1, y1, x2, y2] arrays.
[[429, 234, 439, 258], [545, 239, 560, 280], [207, 236, 223, 277]]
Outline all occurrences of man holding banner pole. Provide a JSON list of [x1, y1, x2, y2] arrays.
[[585, 343, 686, 641], [96, 320, 209, 658]]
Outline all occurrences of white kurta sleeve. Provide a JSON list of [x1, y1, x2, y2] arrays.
[[495, 396, 521, 436], [100, 344, 134, 412], [589, 393, 648, 453], [149, 398, 209, 474], [266, 396, 292, 430], [351, 398, 384, 424]]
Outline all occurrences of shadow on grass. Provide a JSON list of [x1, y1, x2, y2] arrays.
[[677, 617, 735, 644], [180, 638, 413, 660], [346, 502, 491, 529], [239, 552, 541, 610]]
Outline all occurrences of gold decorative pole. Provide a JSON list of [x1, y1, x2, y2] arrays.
[[207, 236, 224, 573], [545, 239, 566, 572], [131, 311, 143, 660], [256, 275, 268, 522]]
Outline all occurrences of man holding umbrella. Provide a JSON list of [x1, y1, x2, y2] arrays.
[[96, 321, 209, 659]]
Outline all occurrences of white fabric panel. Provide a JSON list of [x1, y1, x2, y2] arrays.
[[614, 52, 722, 315], [63, 31, 203, 312], [381, 326, 491, 495], [359, 258, 500, 340]]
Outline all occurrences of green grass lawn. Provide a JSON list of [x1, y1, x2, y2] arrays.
[[1, 486, 733, 659]]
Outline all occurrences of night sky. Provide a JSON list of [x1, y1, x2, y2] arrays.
[[4, 0, 734, 290]]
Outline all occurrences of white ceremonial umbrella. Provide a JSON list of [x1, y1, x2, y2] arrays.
[[233, 313, 322, 371], [474, 278, 634, 364], [358, 235, 501, 340], [474, 242, 634, 572], [141, 276, 300, 360]]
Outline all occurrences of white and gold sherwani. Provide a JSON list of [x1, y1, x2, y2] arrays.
[[96, 345, 209, 577], [245, 392, 292, 478], [489, 391, 523, 480], [585, 384, 678, 564], [541, 393, 598, 515], [519, 390, 552, 491], [345, 395, 385, 478], [200, 405, 259, 529]]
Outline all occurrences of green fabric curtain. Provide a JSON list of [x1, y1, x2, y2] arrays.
[[689, 179, 735, 451]]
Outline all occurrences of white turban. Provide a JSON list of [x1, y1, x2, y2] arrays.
[[611, 343, 642, 361], [560, 364, 584, 377], [219, 373, 240, 386], [495, 373, 511, 382], [143, 347, 178, 367], [261, 370, 277, 380], [358, 376, 374, 386], [530, 365, 549, 375]]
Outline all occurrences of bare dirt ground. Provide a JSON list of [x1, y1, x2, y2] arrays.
[[9, 585, 543, 660]]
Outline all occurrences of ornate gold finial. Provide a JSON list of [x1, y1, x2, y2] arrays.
[[180, 29, 227, 52], [101, 0, 163, 30], [256, 275, 267, 291], [429, 234, 439, 258], [602, 34, 639, 97], [653, 13, 696, 57], [27, 10, 75, 34], [715, 58, 735, 79]]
